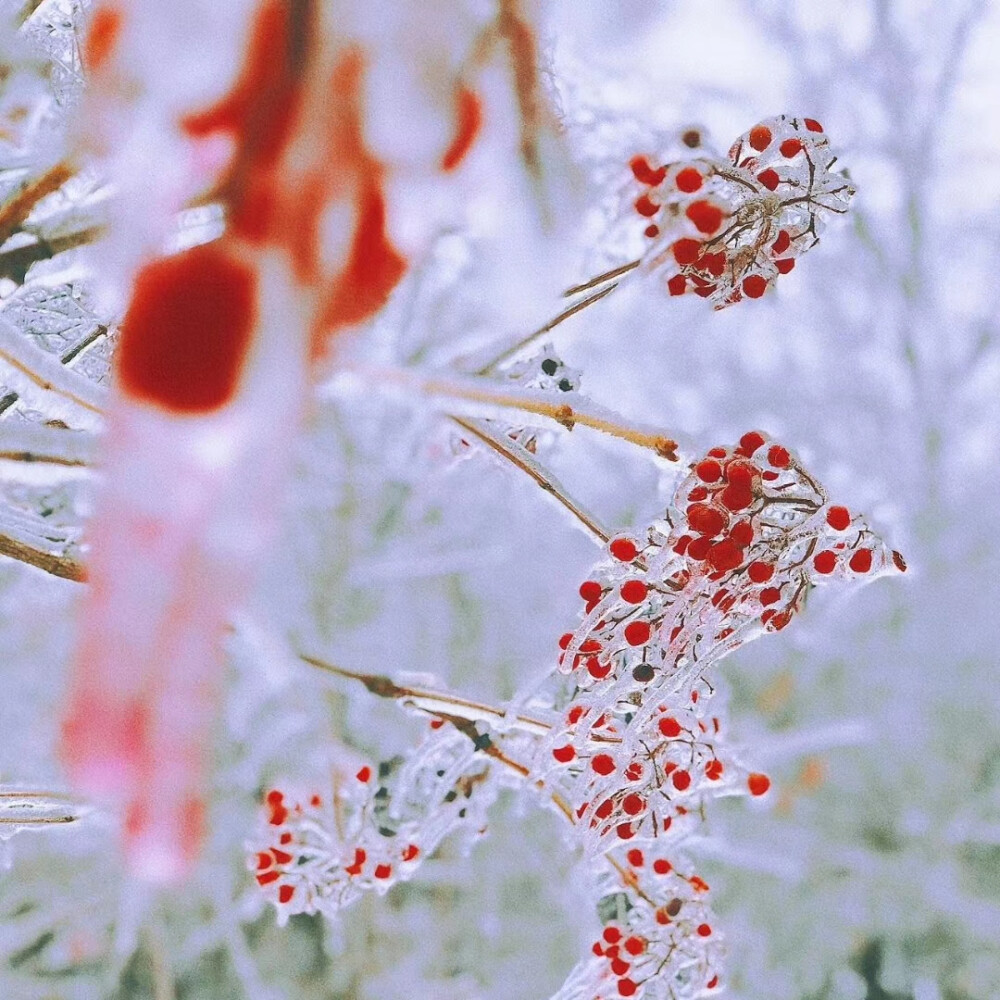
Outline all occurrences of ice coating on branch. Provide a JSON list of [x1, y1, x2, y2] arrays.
[[249, 731, 498, 925], [627, 116, 855, 307], [249, 431, 901, 998]]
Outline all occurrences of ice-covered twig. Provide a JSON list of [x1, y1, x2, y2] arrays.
[[351, 364, 679, 461], [451, 416, 613, 544], [0, 318, 107, 417]]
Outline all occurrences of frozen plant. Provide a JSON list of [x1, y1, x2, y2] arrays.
[[0, 1, 918, 998]]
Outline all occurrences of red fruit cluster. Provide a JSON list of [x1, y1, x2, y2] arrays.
[[627, 115, 855, 309]]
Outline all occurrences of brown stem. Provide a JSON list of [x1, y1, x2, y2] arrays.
[[372, 365, 678, 461], [0, 161, 74, 247], [563, 259, 641, 298], [451, 416, 612, 544], [300, 651, 577, 822], [478, 282, 620, 375], [0, 532, 86, 582]]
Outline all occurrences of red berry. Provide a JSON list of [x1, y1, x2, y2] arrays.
[[698, 250, 727, 276], [748, 772, 771, 796], [618, 979, 638, 997], [892, 550, 907, 572], [804, 117, 823, 132], [588, 658, 611, 679], [592, 754, 616, 776], [729, 521, 754, 547], [627, 848, 644, 867], [673, 534, 692, 555], [697, 923, 712, 937], [849, 548, 873, 573], [687, 502, 728, 536], [720, 485, 753, 511], [579, 580, 603, 603], [739, 431, 765, 455], [775, 258, 795, 274], [826, 505, 850, 530], [402, 844, 420, 861], [667, 273, 686, 296], [652, 858, 672, 875], [757, 168, 780, 190], [707, 976, 719, 989], [277, 884, 295, 904], [624, 936, 645, 956], [675, 166, 703, 192], [611, 957, 631, 976], [696, 459, 722, 482], [742, 274, 768, 298], [622, 794, 645, 815], [749, 125, 772, 151], [671, 769, 691, 791], [772, 230, 791, 255], [610, 538, 638, 561], [707, 539, 742, 573], [620, 580, 648, 604], [686, 199, 724, 234], [747, 561, 773, 583], [659, 716, 682, 738], [629, 155, 667, 186], [644, 224, 660, 238], [780, 138, 803, 157], [374, 864, 392, 879], [624, 621, 652, 646], [356, 766, 371, 783], [759, 586, 781, 605], [686, 535, 712, 560], [672, 238, 701, 265], [767, 444, 790, 467], [705, 759, 724, 780], [634, 193, 659, 217], [603, 926, 622, 944], [553, 745, 576, 763], [813, 550, 837, 574]]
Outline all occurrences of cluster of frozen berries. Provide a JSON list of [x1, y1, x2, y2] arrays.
[[627, 116, 855, 308], [535, 431, 900, 855], [249, 733, 497, 924], [556, 849, 724, 1000], [556, 431, 902, 698], [543, 686, 772, 853]]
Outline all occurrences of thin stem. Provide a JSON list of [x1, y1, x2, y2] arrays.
[[300, 654, 553, 736], [300, 651, 576, 821], [478, 282, 620, 374], [0, 319, 107, 416], [0, 161, 74, 247], [563, 258, 640, 298], [452, 416, 612, 544], [0, 532, 86, 582], [369, 365, 678, 461]]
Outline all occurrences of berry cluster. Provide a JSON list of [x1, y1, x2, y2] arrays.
[[556, 849, 723, 1000], [251, 432, 902, 999], [248, 731, 497, 925], [628, 116, 855, 307]]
